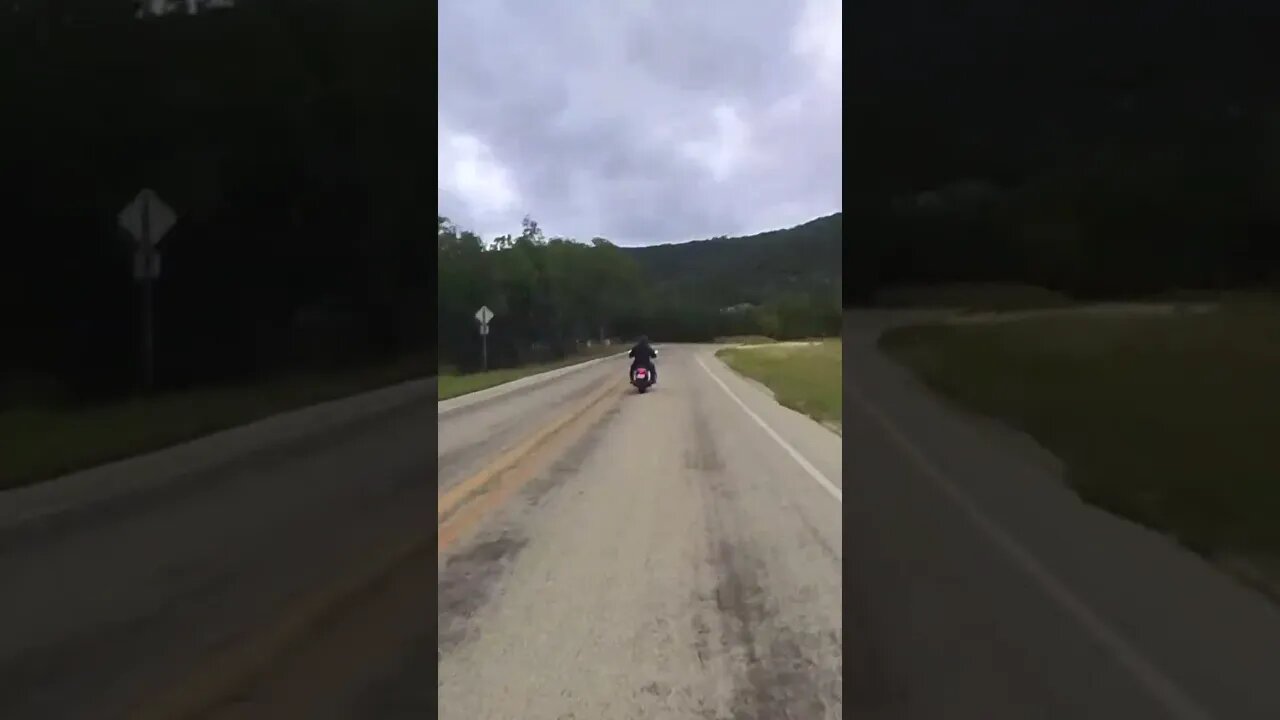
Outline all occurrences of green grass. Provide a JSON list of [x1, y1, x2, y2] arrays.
[[714, 335, 777, 345], [437, 345, 621, 401], [879, 305, 1280, 578], [1146, 289, 1280, 305], [0, 353, 433, 491], [717, 340, 842, 431], [874, 283, 1074, 312], [0, 344, 625, 491]]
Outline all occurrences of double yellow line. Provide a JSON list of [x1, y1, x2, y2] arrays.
[[438, 375, 624, 552]]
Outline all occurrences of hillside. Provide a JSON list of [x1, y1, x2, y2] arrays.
[[623, 213, 842, 308]]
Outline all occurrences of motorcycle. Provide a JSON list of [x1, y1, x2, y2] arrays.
[[631, 365, 654, 393]]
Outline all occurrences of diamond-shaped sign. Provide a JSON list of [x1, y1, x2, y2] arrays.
[[475, 305, 494, 324], [118, 188, 177, 246]]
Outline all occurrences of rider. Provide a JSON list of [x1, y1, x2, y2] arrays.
[[628, 335, 658, 384]]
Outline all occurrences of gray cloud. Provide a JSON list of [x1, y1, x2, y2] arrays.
[[438, 0, 841, 246]]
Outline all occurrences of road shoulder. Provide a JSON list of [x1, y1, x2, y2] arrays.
[[843, 310, 1280, 718], [699, 346, 841, 493]]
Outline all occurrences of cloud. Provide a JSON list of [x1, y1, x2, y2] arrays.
[[680, 104, 752, 182], [437, 0, 842, 246], [437, 119, 521, 237], [792, 0, 842, 90]]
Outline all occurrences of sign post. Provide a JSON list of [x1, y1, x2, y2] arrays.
[[118, 188, 177, 392], [475, 305, 495, 371], [140, 196, 154, 392]]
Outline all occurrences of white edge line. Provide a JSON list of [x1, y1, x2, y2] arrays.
[[846, 382, 1214, 720], [696, 355, 842, 503]]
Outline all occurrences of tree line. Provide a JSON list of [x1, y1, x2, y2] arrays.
[[437, 215, 842, 373], [849, 1, 1280, 303], [3, 0, 840, 402], [2, 0, 431, 405], [849, 131, 1280, 303]]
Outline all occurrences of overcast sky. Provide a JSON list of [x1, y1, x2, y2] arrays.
[[438, 0, 841, 247]]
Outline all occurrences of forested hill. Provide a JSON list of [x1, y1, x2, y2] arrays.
[[623, 213, 842, 308], [438, 212, 843, 372]]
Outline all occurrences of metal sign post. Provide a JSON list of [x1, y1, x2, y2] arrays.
[[119, 188, 177, 392], [140, 194, 154, 391], [475, 305, 495, 371]]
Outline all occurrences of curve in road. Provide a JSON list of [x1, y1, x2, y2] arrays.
[[435, 343, 843, 720]]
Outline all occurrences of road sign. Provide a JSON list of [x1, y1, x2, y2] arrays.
[[118, 188, 177, 246], [475, 306, 494, 370], [118, 188, 178, 393]]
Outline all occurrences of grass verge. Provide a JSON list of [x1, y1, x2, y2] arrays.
[[874, 283, 1074, 312], [714, 335, 777, 345], [437, 345, 621, 401], [716, 339, 841, 432], [1, 344, 624, 491], [0, 353, 433, 492], [878, 304, 1280, 597]]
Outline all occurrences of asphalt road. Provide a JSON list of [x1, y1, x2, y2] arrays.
[[0, 379, 441, 719], [8, 314, 1280, 719], [843, 310, 1280, 720], [0, 344, 841, 720], [435, 344, 843, 720]]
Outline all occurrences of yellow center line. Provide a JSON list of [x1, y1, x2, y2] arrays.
[[438, 376, 625, 554], [128, 373, 625, 720], [438, 375, 623, 524]]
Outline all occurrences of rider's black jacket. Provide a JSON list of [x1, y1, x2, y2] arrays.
[[628, 341, 657, 365]]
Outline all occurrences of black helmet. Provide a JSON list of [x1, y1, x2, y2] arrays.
[[638, 335, 649, 344]]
